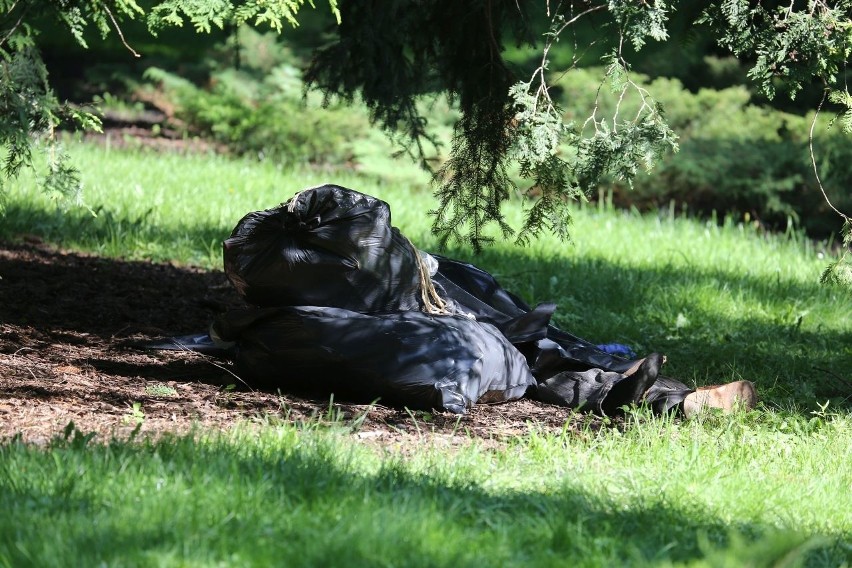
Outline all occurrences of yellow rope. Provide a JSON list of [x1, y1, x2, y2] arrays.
[[406, 236, 452, 316]]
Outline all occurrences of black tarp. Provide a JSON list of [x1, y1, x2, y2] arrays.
[[213, 306, 537, 414], [223, 185, 425, 313], [429, 256, 692, 413], [162, 184, 695, 415]]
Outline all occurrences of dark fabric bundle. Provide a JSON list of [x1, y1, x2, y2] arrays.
[[212, 184, 692, 414], [213, 306, 537, 414], [431, 255, 639, 373], [431, 256, 692, 413], [223, 185, 424, 313]]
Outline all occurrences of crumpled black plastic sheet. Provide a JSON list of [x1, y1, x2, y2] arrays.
[[430, 255, 692, 413], [213, 306, 536, 414], [431, 255, 638, 373], [158, 184, 694, 415], [223, 185, 424, 313]]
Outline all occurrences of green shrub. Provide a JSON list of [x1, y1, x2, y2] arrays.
[[139, 27, 370, 167], [553, 68, 852, 236]]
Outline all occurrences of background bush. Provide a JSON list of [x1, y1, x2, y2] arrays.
[[136, 27, 370, 168], [554, 67, 852, 237]]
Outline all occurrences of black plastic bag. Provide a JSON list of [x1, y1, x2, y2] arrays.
[[211, 185, 692, 413], [213, 306, 537, 414], [431, 256, 692, 412], [431, 255, 638, 373], [223, 185, 425, 313]]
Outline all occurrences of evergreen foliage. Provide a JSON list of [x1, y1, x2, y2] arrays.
[[304, 0, 852, 251], [701, 1, 852, 100], [2, 0, 852, 258], [148, 0, 340, 33], [0, 0, 117, 207], [304, 0, 528, 250]]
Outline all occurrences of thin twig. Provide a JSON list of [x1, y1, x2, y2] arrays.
[[104, 5, 140, 58], [809, 88, 850, 222], [613, 82, 628, 131], [812, 366, 852, 391], [168, 339, 254, 392], [552, 4, 606, 37], [0, 3, 27, 50], [529, 2, 607, 118], [582, 79, 605, 136]]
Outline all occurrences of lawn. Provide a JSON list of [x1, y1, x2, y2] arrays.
[[0, 141, 850, 567]]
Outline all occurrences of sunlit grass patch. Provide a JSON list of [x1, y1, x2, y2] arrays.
[[0, 416, 849, 567]]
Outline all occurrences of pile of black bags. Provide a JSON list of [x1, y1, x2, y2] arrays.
[[209, 184, 692, 414]]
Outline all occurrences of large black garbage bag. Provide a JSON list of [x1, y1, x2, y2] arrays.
[[431, 255, 640, 374], [431, 256, 692, 412], [223, 185, 425, 312], [212, 306, 537, 414], [217, 184, 691, 413]]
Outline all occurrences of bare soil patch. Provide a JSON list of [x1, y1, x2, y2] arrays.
[[0, 240, 591, 446]]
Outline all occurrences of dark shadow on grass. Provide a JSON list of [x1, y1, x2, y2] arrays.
[[0, 239, 241, 338], [0, 434, 844, 566]]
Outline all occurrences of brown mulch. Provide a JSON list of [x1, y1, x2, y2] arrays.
[[0, 239, 592, 447]]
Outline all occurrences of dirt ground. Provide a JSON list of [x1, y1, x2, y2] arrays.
[[0, 239, 594, 447]]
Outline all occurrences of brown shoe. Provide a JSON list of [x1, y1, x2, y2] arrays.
[[682, 381, 757, 418]]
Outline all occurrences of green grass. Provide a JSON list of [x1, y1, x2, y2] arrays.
[[1, 141, 851, 566], [0, 140, 423, 267], [0, 416, 849, 567]]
